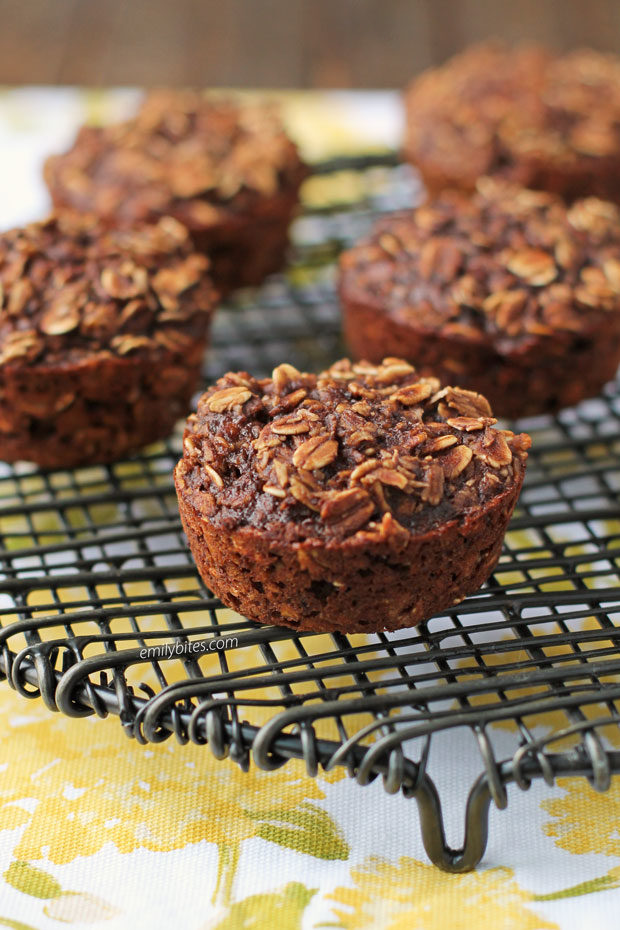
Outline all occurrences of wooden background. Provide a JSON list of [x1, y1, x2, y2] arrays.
[[1, 0, 619, 87]]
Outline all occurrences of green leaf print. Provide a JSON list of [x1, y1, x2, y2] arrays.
[[210, 882, 316, 930], [533, 870, 620, 901], [0, 919, 41, 930], [252, 802, 349, 860], [3, 861, 62, 900]]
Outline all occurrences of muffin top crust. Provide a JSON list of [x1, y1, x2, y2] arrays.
[[405, 43, 620, 188], [338, 179, 620, 353], [175, 357, 530, 543], [44, 91, 307, 229], [0, 213, 217, 367]]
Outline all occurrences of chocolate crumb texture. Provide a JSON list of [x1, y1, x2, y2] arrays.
[[175, 357, 530, 632], [405, 42, 620, 204], [0, 213, 218, 468], [44, 91, 308, 293], [339, 178, 620, 418]]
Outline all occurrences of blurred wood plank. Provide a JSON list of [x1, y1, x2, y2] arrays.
[[186, 0, 304, 87], [102, 0, 192, 86], [0, 0, 77, 83], [554, 0, 619, 52], [452, 0, 559, 52], [301, 0, 434, 87], [2, 0, 620, 87], [425, 0, 465, 63], [56, 1, 121, 84]]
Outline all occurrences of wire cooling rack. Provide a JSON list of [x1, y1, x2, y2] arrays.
[[1, 154, 620, 872]]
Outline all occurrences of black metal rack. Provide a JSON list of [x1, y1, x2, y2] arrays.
[[0, 155, 619, 872]]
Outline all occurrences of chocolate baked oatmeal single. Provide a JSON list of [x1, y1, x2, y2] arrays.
[[0, 213, 217, 468], [405, 43, 620, 203], [174, 357, 530, 632], [339, 179, 620, 418], [44, 91, 308, 294]]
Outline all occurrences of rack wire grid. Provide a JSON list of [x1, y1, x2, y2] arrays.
[[1, 153, 620, 873]]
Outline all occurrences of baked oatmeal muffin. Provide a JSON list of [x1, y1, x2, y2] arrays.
[[404, 43, 620, 203], [174, 357, 530, 632], [0, 213, 217, 468], [44, 91, 308, 294], [339, 179, 620, 418]]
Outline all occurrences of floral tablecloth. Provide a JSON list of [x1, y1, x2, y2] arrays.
[[0, 88, 618, 930]]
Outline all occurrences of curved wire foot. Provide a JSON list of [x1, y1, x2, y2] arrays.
[[405, 773, 493, 872]]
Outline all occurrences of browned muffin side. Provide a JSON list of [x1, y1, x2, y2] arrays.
[[404, 43, 620, 203], [339, 180, 620, 418], [44, 91, 308, 294], [0, 214, 218, 468], [174, 357, 530, 632]]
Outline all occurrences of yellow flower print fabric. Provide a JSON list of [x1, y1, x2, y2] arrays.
[[326, 858, 557, 930]]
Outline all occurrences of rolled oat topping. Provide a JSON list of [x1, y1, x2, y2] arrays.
[[44, 91, 304, 226], [338, 179, 620, 350], [0, 213, 217, 365], [405, 43, 620, 185], [176, 358, 530, 541]]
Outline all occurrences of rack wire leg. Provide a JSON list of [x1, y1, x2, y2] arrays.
[[407, 773, 493, 872]]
